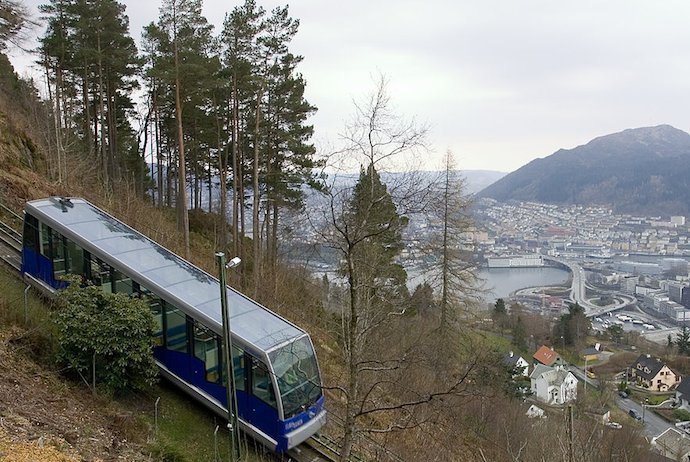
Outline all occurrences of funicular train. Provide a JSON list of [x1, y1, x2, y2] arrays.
[[20, 197, 326, 452]]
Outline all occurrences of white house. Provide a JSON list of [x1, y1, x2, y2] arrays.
[[503, 351, 529, 377], [526, 404, 546, 419], [530, 364, 578, 405]]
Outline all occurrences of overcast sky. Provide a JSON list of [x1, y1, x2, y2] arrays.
[[9, 0, 690, 173]]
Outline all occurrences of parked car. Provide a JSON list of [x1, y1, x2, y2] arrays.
[[628, 409, 642, 421], [618, 390, 628, 398], [606, 422, 622, 429]]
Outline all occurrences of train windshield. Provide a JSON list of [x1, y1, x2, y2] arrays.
[[269, 336, 321, 418]]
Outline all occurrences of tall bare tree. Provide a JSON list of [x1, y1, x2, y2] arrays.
[[313, 77, 480, 461], [428, 150, 479, 334]]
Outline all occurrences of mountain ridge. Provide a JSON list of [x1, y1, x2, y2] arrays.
[[477, 125, 690, 216]]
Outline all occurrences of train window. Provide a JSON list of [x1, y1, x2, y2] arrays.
[[113, 270, 134, 295], [50, 230, 66, 278], [165, 305, 188, 353], [23, 214, 39, 251], [219, 346, 246, 392], [251, 358, 277, 408], [269, 337, 321, 418], [233, 347, 245, 392], [89, 257, 112, 293], [64, 238, 85, 276], [140, 288, 164, 347], [40, 223, 50, 257], [193, 322, 220, 384]]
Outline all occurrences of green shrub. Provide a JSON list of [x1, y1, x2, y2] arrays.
[[54, 278, 158, 393], [672, 409, 690, 422]]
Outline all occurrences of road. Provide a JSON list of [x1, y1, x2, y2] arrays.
[[615, 396, 671, 437], [543, 257, 636, 317], [569, 365, 673, 437]]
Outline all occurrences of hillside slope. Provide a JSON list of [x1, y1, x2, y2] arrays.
[[477, 125, 690, 215]]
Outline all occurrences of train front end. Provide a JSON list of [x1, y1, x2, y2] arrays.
[[269, 335, 327, 452]]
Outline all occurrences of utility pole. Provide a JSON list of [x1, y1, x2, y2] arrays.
[[217, 252, 242, 462]]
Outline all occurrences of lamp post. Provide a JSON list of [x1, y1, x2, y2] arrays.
[[216, 252, 242, 462]]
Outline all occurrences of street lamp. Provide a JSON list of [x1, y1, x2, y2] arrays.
[[216, 252, 242, 462]]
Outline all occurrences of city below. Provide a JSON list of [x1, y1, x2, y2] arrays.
[[463, 199, 690, 345]]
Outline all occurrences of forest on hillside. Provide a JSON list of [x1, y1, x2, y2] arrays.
[[0, 1, 663, 461]]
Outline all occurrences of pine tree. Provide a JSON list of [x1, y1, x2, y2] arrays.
[[0, 0, 29, 50], [154, 0, 215, 258], [344, 163, 409, 303], [677, 326, 690, 355], [39, 0, 141, 186]]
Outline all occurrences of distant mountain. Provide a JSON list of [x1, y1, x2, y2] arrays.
[[477, 125, 690, 216], [461, 170, 507, 194], [322, 169, 506, 196]]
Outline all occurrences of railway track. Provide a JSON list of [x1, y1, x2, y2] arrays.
[[0, 207, 22, 271], [286, 434, 341, 462]]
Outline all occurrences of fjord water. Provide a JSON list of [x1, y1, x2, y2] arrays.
[[478, 267, 570, 305]]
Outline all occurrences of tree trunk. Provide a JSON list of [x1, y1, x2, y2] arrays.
[[173, 3, 190, 259], [231, 76, 240, 259], [252, 90, 262, 294]]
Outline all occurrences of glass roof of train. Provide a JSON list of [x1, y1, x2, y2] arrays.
[[27, 197, 304, 352]]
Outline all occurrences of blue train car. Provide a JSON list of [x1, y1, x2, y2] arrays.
[[21, 197, 326, 452]]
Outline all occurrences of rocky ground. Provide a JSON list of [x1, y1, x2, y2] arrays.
[[0, 327, 152, 461]]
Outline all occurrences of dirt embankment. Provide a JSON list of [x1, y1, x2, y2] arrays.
[[0, 327, 151, 461]]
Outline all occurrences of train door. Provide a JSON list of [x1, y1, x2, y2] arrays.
[[247, 356, 279, 436]]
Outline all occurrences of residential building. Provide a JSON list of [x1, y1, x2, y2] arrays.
[[629, 354, 681, 391], [526, 404, 545, 418], [503, 351, 529, 377], [674, 376, 690, 410], [533, 345, 565, 367], [651, 427, 690, 461], [530, 365, 578, 405], [581, 343, 602, 363]]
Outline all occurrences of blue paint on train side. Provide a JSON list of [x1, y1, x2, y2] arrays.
[[22, 247, 65, 289]]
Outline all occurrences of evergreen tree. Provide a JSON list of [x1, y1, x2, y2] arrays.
[[410, 282, 436, 318], [607, 324, 623, 343], [553, 303, 589, 347], [153, 0, 215, 258], [494, 298, 506, 315], [0, 0, 29, 50], [677, 326, 690, 355], [343, 163, 409, 303], [38, 0, 141, 185], [512, 316, 527, 351]]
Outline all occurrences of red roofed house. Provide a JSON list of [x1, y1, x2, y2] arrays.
[[533, 345, 565, 367]]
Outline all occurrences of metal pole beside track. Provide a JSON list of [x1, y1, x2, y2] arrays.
[[216, 252, 242, 462]]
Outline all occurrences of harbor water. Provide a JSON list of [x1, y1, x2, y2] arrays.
[[478, 266, 571, 304]]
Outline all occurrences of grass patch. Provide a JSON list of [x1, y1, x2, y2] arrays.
[[138, 381, 271, 462], [646, 394, 673, 406], [0, 265, 53, 331]]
